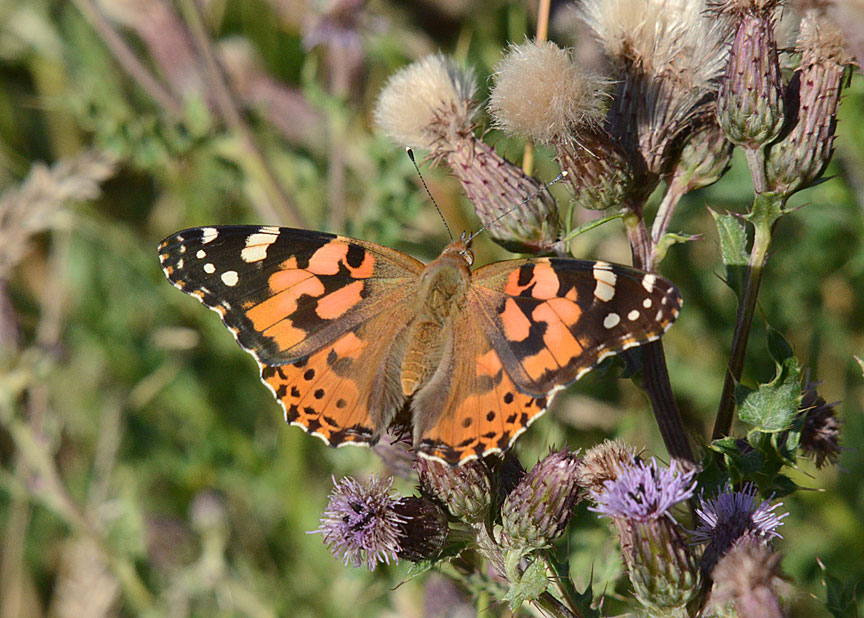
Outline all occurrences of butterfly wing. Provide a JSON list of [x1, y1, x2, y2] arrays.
[[411, 318, 549, 464], [471, 257, 682, 395], [158, 225, 423, 446], [158, 226, 424, 363]]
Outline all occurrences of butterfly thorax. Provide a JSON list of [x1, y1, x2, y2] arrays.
[[400, 241, 473, 397]]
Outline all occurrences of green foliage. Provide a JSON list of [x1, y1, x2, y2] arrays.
[[0, 1, 862, 617]]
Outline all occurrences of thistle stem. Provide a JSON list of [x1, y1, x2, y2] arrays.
[[713, 194, 783, 438], [624, 213, 695, 465]]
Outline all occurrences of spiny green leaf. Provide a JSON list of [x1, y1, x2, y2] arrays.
[[503, 556, 548, 610], [710, 208, 749, 298], [820, 559, 860, 618], [736, 356, 802, 432]]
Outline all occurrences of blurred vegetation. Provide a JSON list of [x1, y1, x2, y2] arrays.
[[0, 1, 861, 617]]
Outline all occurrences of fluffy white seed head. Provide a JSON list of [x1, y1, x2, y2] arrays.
[[488, 40, 609, 144], [580, 0, 729, 91], [373, 54, 477, 149]]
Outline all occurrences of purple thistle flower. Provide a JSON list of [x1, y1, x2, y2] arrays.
[[692, 484, 786, 545], [693, 483, 787, 575], [311, 476, 404, 570], [590, 458, 696, 522]]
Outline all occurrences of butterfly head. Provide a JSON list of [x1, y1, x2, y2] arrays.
[[440, 231, 474, 267]]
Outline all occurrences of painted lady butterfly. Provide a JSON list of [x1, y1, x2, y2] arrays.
[[158, 226, 681, 465]]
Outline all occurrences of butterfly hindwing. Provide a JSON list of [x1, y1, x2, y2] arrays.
[[158, 226, 424, 365], [412, 318, 548, 464], [471, 257, 682, 395], [258, 309, 414, 448]]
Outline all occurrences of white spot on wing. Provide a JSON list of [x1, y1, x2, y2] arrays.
[[593, 263, 617, 302], [241, 231, 279, 263], [627, 309, 640, 321], [196, 249, 206, 259], [204, 263, 216, 274], [201, 228, 218, 244], [642, 273, 657, 293], [643, 298, 653, 308], [603, 313, 621, 329], [221, 270, 239, 287]]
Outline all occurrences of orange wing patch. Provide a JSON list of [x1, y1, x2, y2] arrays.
[[259, 329, 376, 447], [416, 345, 549, 465]]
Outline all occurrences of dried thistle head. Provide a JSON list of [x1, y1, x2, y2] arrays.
[[710, 536, 787, 617], [489, 40, 636, 211], [798, 379, 842, 467], [374, 54, 477, 157], [488, 40, 608, 145], [375, 54, 560, 253], [580, 0, 730, 177], [575, 439, 639, 495]]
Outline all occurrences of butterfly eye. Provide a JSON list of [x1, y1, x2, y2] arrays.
[[460, 248, 474, 265]]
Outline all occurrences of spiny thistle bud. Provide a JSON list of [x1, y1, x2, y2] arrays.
[[591, 458, 700, 614], [500, 449, 582, 550], [580, 0, 730, 179], [575, 439, 639, 495], [765, 11, 853, 197], [392, 496, 449, 563], [798, 380, 842, 468], [416, 458, 491, 523], [488, 40, 635, 211], [374, 54, 560, 254], [670, 116, 735, 194], [715, 0, 786, 149], [710, 536, 786, 618], [312, 476, 404, 570], [693, 483, 787, 575]]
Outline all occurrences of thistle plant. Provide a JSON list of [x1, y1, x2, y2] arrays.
[[1, 1, 860, 617]]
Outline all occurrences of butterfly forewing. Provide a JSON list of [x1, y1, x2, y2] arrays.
[[471, 257, 682, 395], [158, 226, 423, 365]]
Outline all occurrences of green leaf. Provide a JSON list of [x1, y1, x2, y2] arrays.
[[710, 208, 749, 297], [503, 557, 549, 610], [653, 232, 701, 265], [820, 559, 860, 618], [736, 356, 802, 432], [766, 328, 795, 364]]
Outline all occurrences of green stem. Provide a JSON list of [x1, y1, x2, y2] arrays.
[[713, 194, 784, 439]]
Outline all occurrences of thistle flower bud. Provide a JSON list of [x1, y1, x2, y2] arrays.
[[488, 40, 637, 211], [375, 54, 560, 254], [575, 439, 638, 495], [765, 11, 853, 197], [710, 536, 786, 618], [798, 380, 842, 468], [716, 0, 786, 149], [312, 476, 404, 570], [591, 458, 700, 614], [416, 458, 491, 523], [500, 450, 582, 550], [580, 0, 730, 178], [693, 483, 787, 575], [671, 116, 735, 194], [392, 497, 449, 562]]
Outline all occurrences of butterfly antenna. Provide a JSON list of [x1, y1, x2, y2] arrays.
[[406, 147, 453, 242], [467, 170, 568, 244]]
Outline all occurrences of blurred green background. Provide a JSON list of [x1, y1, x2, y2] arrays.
[[0, 1, 861, 616]]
